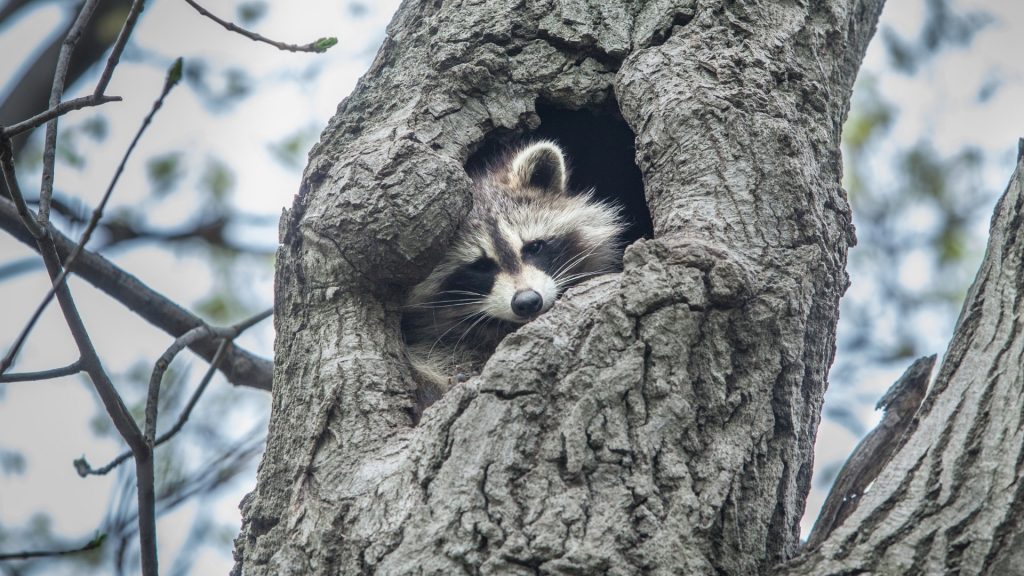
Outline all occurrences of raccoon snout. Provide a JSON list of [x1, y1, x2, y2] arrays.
[[511, 289, 543, 318]]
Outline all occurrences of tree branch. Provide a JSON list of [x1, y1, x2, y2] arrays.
[[0, 136, 44, 238], [2, 59, 182, 375], [182, 0, 337, 53], [0, 360, 83, 383], [38, 0, 101, 223], [2, 94, 121, 138], [0, 532, 105, 561], [2, 61, 182, 377], [93, 0, 146, 96], [75, 339, 230, 477], [0, 198, 273, 391], [805, 355, 934, 549]]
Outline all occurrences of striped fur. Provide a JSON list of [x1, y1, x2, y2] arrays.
[[402, 142, 625, 410]]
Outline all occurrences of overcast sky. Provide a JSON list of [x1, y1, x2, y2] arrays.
[[1, 0, 1023, 572]]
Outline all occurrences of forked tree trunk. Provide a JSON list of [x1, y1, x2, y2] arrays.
[[234, 1, 884, 573], [781, 147, 1024, 575]]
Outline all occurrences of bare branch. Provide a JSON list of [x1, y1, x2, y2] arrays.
[[136, 450, 157, 576], [137, 308, 267, 576], [182, 0, 338, 53], [145, 308, 272, 443], [2, 94, 121, 138], [0, 136, 44, 239], [35, 237, 146, 454], [805, 355, 935, 549], [75, 339, 230, 477], [0, 360, 83, 383], [1, 60, 183, 375], [38, 0, 101, 223], [0, 532, 105, 561], [146, 327, 214, 444], [0, 198, 273, 390], [93, 0, 147, 96]]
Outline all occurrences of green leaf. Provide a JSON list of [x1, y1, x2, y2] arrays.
[[312, 37, 338, 53]]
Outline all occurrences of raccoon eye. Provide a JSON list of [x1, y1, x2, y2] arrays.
[[522, 240, 546, 256]]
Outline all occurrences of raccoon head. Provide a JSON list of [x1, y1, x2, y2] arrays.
[[405, 141, 624, 347]]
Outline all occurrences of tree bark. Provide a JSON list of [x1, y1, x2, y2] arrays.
[[234, 0, 883, 574], [779, 144, 1024, 575]]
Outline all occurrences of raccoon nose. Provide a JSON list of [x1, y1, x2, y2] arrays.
[[511, 290, 543, 318]]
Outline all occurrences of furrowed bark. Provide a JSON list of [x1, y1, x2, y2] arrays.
[[234, 1, 883, 573], [780, 144, 1024, 575]]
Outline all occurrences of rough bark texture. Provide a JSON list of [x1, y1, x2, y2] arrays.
[[781, 147, 1024, 575], [234, 1, 883, 574]]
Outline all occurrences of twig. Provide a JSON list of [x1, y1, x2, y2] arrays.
[[805, 355, 935, 549], [136, 448, 157, 576], [0, 198, 273, 390], [30, 221, 150, 576], [38, 0, 101, 224], [182, 0, 338, 53], [34, 238, 146, 455], [121, 307, 267, 576], [0, 532, 105, 560], [1, 59, 183, 375], [145, 308, 272, 443], [75, 340, 230, 477], [0, 360, 82, 383], [93, 0, 146, 96], [2, 94, 121, 138], [0, 135, 44, 239], [146, 326, 215, 444]]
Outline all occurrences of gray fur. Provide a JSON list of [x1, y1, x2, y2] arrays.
[[402, 142, 624, 410]]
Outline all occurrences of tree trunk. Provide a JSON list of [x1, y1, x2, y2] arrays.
[[780, 145, 1024, 575], [233, 1, 883, 574]]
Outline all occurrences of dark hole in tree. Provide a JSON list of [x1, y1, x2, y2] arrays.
[[466, 101, 653, 244]]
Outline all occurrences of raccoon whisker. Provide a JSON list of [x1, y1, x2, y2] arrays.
[[451, 313, 491, 365], [551, 245, 603, 281], [550, 250, 593, 280], [552, 253, 606, 285], [426, 310, 487, 359], [402, 298, 483, 310], [440, 290, 489, 298], [557, 267, 615, 281], [555, 269, 616, 287]]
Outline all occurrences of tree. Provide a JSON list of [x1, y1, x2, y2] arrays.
[[3, 0, 1021, 573], [0, 1, 341, 573], [231, 0, 925, 573]]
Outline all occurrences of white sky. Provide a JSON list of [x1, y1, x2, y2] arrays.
[[1, 0, 1023, 571]]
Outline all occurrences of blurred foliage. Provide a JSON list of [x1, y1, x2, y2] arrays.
[[0, 447, 26, 476], [823, 0, 996, 455], [237, 1, 268, 25], [832, 75, 989, 422], [882, 0, 991, 74], [146, 152, 186, 197], [0, 0, 296, 570], [184, 61, 253, 112], [200, 157, 236, 203], [347, 2, 370, 18], [268, 126, 318, 170]]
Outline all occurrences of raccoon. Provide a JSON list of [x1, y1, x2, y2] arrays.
[[402, 141, 625, 409]]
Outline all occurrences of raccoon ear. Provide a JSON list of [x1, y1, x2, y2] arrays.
[[510, 142, 567, 195]]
